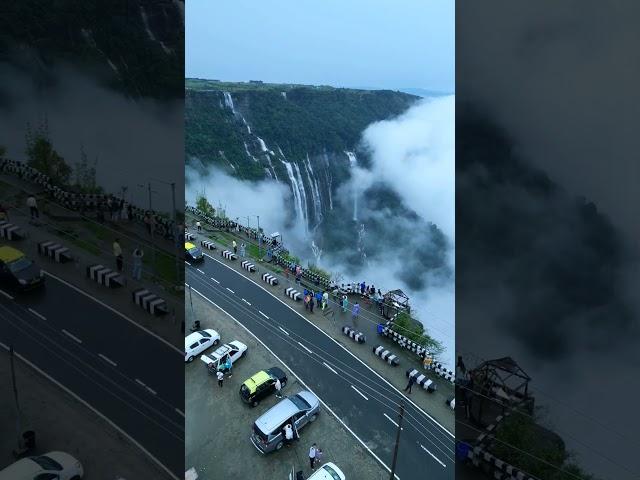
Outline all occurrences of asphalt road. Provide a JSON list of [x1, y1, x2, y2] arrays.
[[186, 254, 455, 480], [0, 273, 184, 478]]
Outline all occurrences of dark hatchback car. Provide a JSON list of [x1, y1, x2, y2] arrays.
[[240, 367, 288, 407], [0, 246, 45, 291], [185, 242, 204, 263]]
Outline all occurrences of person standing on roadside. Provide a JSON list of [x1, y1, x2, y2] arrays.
[[284, 424, 294, 446], [217, 370, 224, 387], [308, 443, 317, 470], [27, 194, 39, 219], [232, 239, 237, 254], [315, 448, 323, 467], [404, 374, 416, 394], [322, 291, 328, 311], [240, 242, 246, 257], [342, 295, 348, 313], [196, 220, 202, 232], [113, 238, 123, 272], [132, 247, 144, 280], [274, 377, 283, 398], [309, 295, 314, 313], [352, 302, 360, 321]]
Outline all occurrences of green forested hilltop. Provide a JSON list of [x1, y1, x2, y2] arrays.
[[185, 79, 418, 179]]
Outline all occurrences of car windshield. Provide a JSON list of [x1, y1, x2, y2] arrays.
[[30, 455, 63, 471], [253, 423, 268, 442], [200, 331, 211, 338], [7, 257, 31, 273], [289, 394, 311, 411], [188, 247, 202, 256], [321, 465, 342, 480]]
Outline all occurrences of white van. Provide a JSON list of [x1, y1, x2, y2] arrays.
[[0, 451, 84, 480]]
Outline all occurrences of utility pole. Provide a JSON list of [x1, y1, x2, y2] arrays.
[[389, 402, 404, 480], [257, 215, 261, 258], [10, 345, 23, 454]]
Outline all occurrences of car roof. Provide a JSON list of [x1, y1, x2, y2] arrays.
[[0, 246, 24, 263], [243, 370, 271, 394], [185, 331, 205, 344], [185, 242, 196, 249], [308, 463, 346, 480], [0, 457, 41, 476], [254, 396, 302, 433]]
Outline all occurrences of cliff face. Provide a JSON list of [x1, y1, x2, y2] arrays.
[[185, 80, 418, 231]]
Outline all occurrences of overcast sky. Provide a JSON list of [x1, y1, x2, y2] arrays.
[[186, 0, 454, 92]]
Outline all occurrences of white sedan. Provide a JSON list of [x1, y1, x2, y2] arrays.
[[201, 340, 247, 373], [0, 451, 83, 480], [185, 329, 221, 362]]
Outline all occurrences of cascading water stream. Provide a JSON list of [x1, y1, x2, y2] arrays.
[[223, 92, 236, 114], [282, 161, 308, 235], [345, 151, 358, 221]]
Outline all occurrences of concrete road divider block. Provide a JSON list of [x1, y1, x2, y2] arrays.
[[373, 345, 399, 366], [132, 288, 168, 316], [221, 250, 237, 260], [446, 396, 455, 409], [86, 264, 124, 288], [284, 287, 301, 301], [342, 325, 366, 344], [185, 232, 195, 241], [201, 240, 216, 250], [406, 368, 437, 393], [0, 221, 24, 240], [430, 362, 455, 383], [37, 241, 72, 263], [241, 260, 256, 272], [262, 272, 278, 285]]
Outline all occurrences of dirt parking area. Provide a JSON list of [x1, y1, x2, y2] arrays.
[[185, 292, 388, 480], [0, 349, 170, 479]]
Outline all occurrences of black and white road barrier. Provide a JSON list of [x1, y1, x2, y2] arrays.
[[200, 240, 216, 250], [430, 361, 455, 383], [467, 445, 537, 480], [0, 221, 24, 241], [185, 232, 195, 241], [342, 325, 366, 344], [241, 260, 255, 272], [37, 241, 72, 263], [262, 272, 278, 286], [373, 345, 399, 366], [86, 264, 123, 288], [284, 287, 302, 301], [132, 288, 168, 316], [221, 250, 237, 260], [446, 396, 455, 410], [406, 368, 437, 393]]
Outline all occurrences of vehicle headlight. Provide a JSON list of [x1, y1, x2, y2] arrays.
[[18, 279, 27, 285]]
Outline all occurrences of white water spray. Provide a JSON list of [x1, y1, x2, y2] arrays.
[[223, 92, 236, 114], [345, 151, 359, 221]]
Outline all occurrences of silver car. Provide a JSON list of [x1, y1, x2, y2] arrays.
[[250, 390, 320, 453]]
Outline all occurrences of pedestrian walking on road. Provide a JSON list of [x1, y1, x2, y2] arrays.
[[217, 370, 224, 387], [315, 448, 323, 466], [342, 295, 348, 313], [315, 291, 322, 308], [113, 238, 123, 272], [309, 296, 314, 313], [322, 291, 328, 311], [304, 294, 310, 310], [351, 302, 360, 321], [240, 242, 246, 257], [26, 194, 39, 219], [196, 220, 202, 232], [309, 444, 317, 470], [404, 375, 416, 394], [232, 239, 237, 254], [360, 281, 366, 295], [275, 378, 283, 398], [132, 247, 144, 280]]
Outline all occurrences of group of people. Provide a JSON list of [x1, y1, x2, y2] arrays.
[[303, 289, 329, 313], [112, 238, 144, 280], [215, 356, 234, 387], [231, 240, 247, 257]]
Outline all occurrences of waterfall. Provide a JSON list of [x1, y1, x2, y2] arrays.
[[241, 116, 251, 134], [311, 240, 322, 264], [223, 92, 236, 114], [303, 154, 323, 226], [140, 6, 170, 54], [345, 151, 358, 221], [281, 91, 287, 99], [282, 161, 308, 234], [292, 162, 309, 230], [257, 137, 268, 152], [357, 223, 367, 262], [243, 142, 258, 162], [264, 168, 273, 179]]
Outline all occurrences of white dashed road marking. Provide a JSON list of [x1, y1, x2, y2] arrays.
[[278, 326, 290, 336], [28, 308, 46, 321], [175, 408, 185, 417], [0, 289, 14, 300], [242, 298, 251, 306], [211, 277, 220, 284], [197, 268, 205, 274], [98, 353, 118, 367], [420, 444, 446, 467], [61, 329, 82, 344], [185, 261, 191, 266], [384, 413, 403, 430], [259, 310, 269, 319], [297, 341, 313, 354], [226, 287, 235, 294], [323, 362, 338, 375], [351, 385, 369, 401]]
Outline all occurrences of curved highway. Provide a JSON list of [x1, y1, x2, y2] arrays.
[[186, 252, 454, 480], [0, 273, 184, 478]]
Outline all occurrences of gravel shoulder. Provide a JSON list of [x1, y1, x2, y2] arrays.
[[185, 292, 388, 480]]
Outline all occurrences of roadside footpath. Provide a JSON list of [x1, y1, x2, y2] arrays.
[[1, 177, 182, 347], [185, 292, 388, 480], [0, 351, 170, 479], [184, 221, 454, 433]]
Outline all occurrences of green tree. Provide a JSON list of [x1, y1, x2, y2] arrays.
[[25, 121, 72, 186], [196, 194, 215, 216], [392, 312, 444, 357]]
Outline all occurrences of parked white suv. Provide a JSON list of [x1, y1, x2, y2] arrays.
[[201, 340, 247, 373], [185, 329, 220, 362], [0, 451, 83, 480]]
